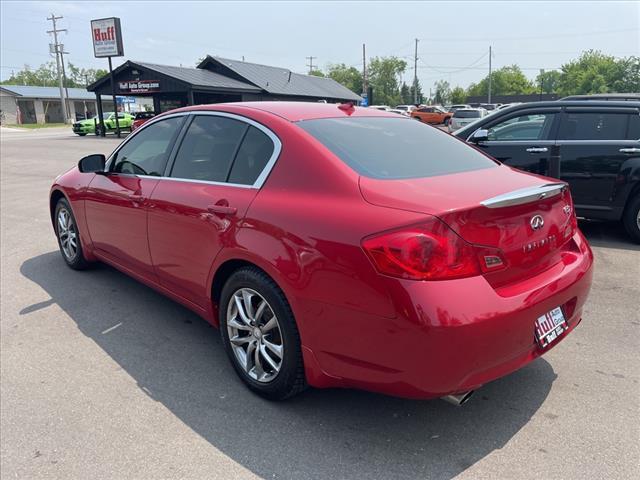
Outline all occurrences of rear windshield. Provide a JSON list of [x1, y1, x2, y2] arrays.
[[454, 110, 481, 118], [297, 117, 496, 180]]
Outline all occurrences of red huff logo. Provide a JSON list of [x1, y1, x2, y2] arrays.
[[94, 26, 116, 42]]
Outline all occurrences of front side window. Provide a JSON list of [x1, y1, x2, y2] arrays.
[[487, 113, 556, 141], [170, 115, 248, 182], [112, 116, 184, 176], [558, 112, 628, 140], [298, 117, 496, 180]]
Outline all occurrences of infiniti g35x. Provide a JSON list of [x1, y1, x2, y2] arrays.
[[50, 102, 593, 402]]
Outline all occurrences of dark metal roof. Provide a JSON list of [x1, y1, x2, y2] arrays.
[[132, 61, 261, 92], [202, 56, 362, 101], [87, 60, 261, 93]]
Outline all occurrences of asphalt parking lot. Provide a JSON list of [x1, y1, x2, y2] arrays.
[[1, 126, 639, 480]]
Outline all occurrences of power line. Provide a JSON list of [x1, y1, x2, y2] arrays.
[[418, 27, 639, 42]]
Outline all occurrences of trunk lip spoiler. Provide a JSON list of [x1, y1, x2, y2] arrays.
[[480, 182, 567, 209]]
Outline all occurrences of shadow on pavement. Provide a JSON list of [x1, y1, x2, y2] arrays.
[[578, 219, 640, 252], [20, 252, 556, 480]]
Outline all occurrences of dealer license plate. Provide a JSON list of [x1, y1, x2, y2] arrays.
[[535, 307, 568, 348]]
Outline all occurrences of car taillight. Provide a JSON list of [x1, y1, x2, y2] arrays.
[[362, 218, 507, 281]]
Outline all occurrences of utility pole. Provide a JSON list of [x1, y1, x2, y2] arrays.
[[306, 56, 317, 74], [362, 43, 368, 104], [488, 45, 492, 104], [413, 38, 419, 104], [47, 13, 68, 123], [59, 45, 71, 120]]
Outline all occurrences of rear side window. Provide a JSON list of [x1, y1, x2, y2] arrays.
[[558, 112, 629, 140], [228, 126, 274, 185], [627, 113, 640, 140], [454, 110, 481, 118], [298, 117, 496, 180], [171, 115, 247, 182]]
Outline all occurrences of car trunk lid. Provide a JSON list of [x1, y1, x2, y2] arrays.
[[359, 166, 576, 286]]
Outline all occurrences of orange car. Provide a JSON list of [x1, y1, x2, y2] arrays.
[[410, 105, 453, 125]]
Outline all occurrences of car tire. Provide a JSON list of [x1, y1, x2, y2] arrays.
[[219, 266, 306, 400], [54, 198, 90, 270], [443, 117, 450, 126], [77, 133, 87, 136], [622, 194, 640, 243]]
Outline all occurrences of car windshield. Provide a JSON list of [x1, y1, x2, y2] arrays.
[[297, 117, 496, 180], [454, 110, 481, 118]]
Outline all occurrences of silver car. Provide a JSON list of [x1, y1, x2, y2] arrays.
[[448, 108, 487, 132]]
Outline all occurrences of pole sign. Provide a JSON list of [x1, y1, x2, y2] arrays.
[[91, 17, 124, 58]]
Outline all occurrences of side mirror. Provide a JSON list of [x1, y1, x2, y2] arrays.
[[470, 129, 489, 143], [78, 154, 106, 173]]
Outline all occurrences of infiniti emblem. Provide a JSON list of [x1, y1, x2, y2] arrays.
[[530, 215, 544, 230]]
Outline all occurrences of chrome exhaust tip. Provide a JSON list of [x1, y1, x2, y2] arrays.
[[441, 390, 474, 406]]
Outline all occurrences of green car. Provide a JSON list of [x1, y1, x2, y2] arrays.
[[72, 112, 134, 136]]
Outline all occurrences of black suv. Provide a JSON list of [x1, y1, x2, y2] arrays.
[[454, 100, 640, 242]]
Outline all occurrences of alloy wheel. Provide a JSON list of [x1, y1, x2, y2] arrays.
[[226, 288, 284, 383], [57, 208, 78, 260]]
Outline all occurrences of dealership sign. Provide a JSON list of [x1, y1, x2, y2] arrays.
[[118, 80, 160, 94], [91, 17, 124, 58]]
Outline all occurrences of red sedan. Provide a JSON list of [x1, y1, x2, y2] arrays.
[[50, 102, 593, 404]]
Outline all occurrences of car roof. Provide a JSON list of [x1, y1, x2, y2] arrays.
[[169, 101, 399, 122], [561, 93, 640, 101], [508, 100, 640, 108]]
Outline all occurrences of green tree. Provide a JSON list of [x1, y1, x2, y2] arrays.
[[535, 70, 562, 94], [67, 63, 108, 86], [1, 62, 108, 87], [409, 79, 424, 104], [433, 80, 451, 105], [467, 65, 535, 97], [368, 56, 407, 106], [326, 63, 363, 95], [308, 69, 325, 77], [450, 86, 467, 104], [400, 82, 411, 104], [1, 62, 57, 86], [557, 50, 640, 95]]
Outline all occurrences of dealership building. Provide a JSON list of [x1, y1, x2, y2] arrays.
[[87, 55, 362, 114]]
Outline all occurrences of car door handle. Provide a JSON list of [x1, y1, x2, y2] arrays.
[[619, 147, 640, 154], [207, 204, 237, 216], [526, 147, 548, 153]]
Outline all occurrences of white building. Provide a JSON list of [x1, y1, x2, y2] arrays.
[[0, 85, 150, 125]]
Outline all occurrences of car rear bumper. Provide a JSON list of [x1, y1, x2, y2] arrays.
[[302, 230, 594, 399]]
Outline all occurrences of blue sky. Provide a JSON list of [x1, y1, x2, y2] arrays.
[[1, 0, 638, 93]]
